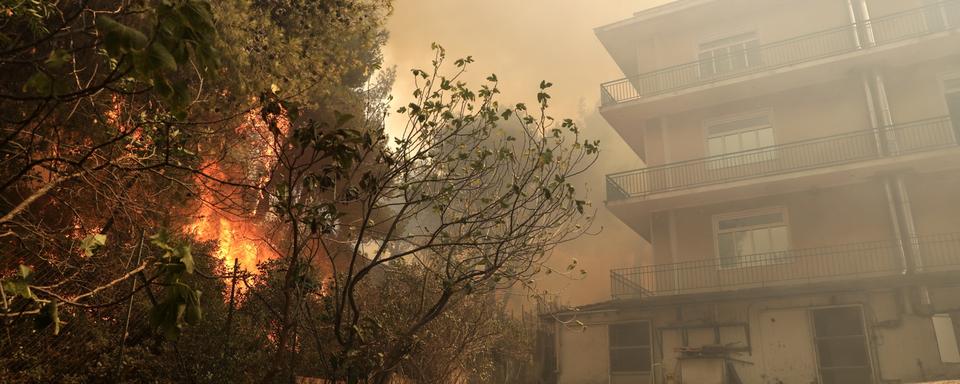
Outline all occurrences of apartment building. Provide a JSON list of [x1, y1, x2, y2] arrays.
[[547, 1, 960, 383]]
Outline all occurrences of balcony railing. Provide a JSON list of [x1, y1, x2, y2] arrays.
[[600, 0, 960, 106], [606, 117, 957, 201], [611, 233, 960, 299]]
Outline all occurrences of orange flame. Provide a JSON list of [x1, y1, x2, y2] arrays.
[[187, 108, 288, 274], [190, 205, 269, 273]]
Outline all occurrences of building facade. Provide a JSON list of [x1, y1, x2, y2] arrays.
[[549, 0, 960, 383]]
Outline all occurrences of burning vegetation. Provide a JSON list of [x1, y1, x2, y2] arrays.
[[0, 2, 592, 383]]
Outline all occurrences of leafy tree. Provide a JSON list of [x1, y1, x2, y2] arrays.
[[1, 2, 596, 383], [234, 44, 599, 382], [0, 0, 222, 351], [0, 0, 390, 382]]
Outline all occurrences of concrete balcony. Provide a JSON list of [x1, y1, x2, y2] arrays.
[[610, 233, 960, 300], [605, 117, 960, 239], [607, 117, 955, 200], [599, 1, 960, 122]]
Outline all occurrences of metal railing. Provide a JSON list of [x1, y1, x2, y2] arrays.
[[610, 233, 960, 299], [600, 1, 960, 106], [606, 117, 957, 200]]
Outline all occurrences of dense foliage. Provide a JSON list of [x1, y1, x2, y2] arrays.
[[0, 1, 596, 383]]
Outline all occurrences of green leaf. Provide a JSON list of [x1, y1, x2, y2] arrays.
[[44, 49, 71, 69], [18, 265, 32, 279], [537, 91, 551, 105], [180, 0, 216, 35], [153, 76, 174, 98], [539, 149, 553, 164], [178, 245, 194, 274], [2, 280, 32, 300], [147, 43, 178, 72], [150, 300, 183, 340], [184, 289, 202, 325], [81, 233, 107, 257], [184, 303, 202, 325], [22, 72, 52, 94], [169, 80, 190, 111], [96, 15, 148, 54]]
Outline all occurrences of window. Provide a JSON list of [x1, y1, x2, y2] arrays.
[[706, 113, 776, 168], [811, 307, 873, 384], [715, 208, 789, 268], [933, 313, 960, 363], [698, 32, 760, 77], [609, 322, 652, 374]]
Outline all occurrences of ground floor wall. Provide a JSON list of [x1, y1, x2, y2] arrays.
[[553, 286, 960, 384]]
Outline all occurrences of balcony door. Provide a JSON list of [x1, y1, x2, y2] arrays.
[[811, 306, 874, 384], [705, 112, 776, 170], [714, 208, 790, 269], [698, 32, 760, 79]]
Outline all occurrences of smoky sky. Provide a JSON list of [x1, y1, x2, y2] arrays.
[[383, 0, 668, 305]]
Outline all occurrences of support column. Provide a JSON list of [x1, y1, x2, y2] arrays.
[[668, 210, 680, 296], [867, 67, 933, 312], [862, 69, 916, 274], [861, 72, 886, 155], [847, 0, 864, 48], [857, 0, 877, 46], [872, 71, 918, 255], [873, 69, 897, 153]]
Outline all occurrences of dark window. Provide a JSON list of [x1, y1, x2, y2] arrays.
[[609, 322, 652, 373], [812, 307, 866, 338]]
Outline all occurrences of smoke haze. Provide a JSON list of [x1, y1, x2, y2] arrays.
[[383, 0, 670, 306]]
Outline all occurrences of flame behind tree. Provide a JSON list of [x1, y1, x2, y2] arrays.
[[188, 109, 290, 273], [0, 0, 222, 332], [0, 1, 581, 382], [0, 0, 390, 381], [190, 198, 270, 273]]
